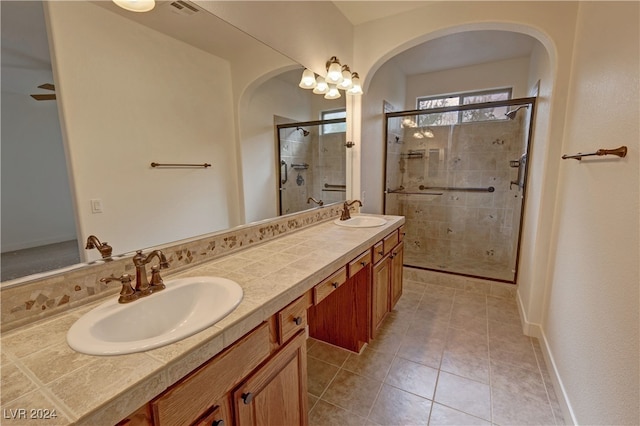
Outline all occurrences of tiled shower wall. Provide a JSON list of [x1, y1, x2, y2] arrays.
[[280, 127, 314, 215], [280, 127, 346, 215], [386, 116, 527, 282], [312, 131, 346, 205]]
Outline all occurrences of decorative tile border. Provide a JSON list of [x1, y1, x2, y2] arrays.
[[1, 205, 346, 332]]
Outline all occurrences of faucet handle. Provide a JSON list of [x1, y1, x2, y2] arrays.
[[100, 274, 138, 303], [149, 265, 166, 291]]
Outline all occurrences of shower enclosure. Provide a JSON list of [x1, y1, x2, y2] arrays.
[[384, 98, 535, 283], [277, 118, 347, 215]]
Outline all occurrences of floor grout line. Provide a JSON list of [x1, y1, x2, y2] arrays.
[[308, 277, 555, 426]]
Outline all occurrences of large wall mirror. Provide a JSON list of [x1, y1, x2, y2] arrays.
[[1, 0, 346, 284]]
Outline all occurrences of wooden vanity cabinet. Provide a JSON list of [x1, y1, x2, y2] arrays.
[[390, 241, 404, 308], [192, 398, 232, 426], [233, 331, 307, 426], [308, 249, 371, 353], [372, 254, 391, 336], [144, 294, 310, 426], [371, 231, 404, 338]]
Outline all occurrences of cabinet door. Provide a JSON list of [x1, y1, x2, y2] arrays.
[[234, 331, 308, 426], [372, 256, 391, 338], [390, 242, 404, 309]]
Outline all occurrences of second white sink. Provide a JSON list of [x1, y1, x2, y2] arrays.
[[67, 276, 243, 355], [334, 216, 387, 228]]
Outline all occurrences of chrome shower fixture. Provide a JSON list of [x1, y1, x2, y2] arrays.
[[296, 126, 310, 137], [505, 105, 529, 120]]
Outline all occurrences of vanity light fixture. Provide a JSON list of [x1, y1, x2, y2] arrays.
[[298, 69, 317, 89], [337, 65, 353, 90], [324, 84, 341, 100], [298, 57, 363, 97], [326, 56, 343, 84], [413, 127, 435, 139], [112, 0, 155, 12], [347, 72, 363, 95], [312, 76, 329, 94]]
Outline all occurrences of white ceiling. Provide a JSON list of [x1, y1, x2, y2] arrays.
[[332, 1, 537, 76], [3, 1, 537, 95], [332, 1, 432, 26], [390, 30, 536, 75]]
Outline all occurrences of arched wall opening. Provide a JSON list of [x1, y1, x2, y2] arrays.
[[354, 22, 559, 335]]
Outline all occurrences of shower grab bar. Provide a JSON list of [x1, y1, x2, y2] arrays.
[[419, 185, 495, 193], [386, 191, 444, 196], [280, 160, 288, 184], [291, 163, 309, 170], [322, 189, 346, 192], [151, 162, 211, 168], [324, 183, 346, 189], [561, 146, 627, 161], [386, 188, 443, 196]]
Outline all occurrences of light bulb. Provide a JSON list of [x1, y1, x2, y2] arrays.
[[112, 0, 155, 12], [346, 73, 363, 95], [324, 84, 341, 100], [298, 69, 316, 89], [326, 57, 343, 85], [337, 66, 352, 90], [313, 76, 329, 94]]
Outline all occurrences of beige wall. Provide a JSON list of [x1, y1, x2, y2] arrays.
[[405, 56, 532, 109], [542, 2, 639, 423]]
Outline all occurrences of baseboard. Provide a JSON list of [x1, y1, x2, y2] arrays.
[[516, 290, 577, 425]]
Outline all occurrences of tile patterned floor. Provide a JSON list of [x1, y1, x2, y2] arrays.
[[307, 277, 564, 425]]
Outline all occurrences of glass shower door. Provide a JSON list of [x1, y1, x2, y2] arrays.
[[384, 98, 534, 283], [277, 118, 346, 215]]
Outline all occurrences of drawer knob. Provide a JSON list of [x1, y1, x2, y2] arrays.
[[360, 261, 366, 266], [212, 420, 225, 426], [332, 282, 339, 288], [293, 316, 303, 325], [242, 392, 254, 404], [378, 250, 384, 256]]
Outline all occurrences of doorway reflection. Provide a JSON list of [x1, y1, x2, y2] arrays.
[[277, 117, 346, 215]]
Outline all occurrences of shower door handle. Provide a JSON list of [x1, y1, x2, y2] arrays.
[[280, 160, 288, 185]]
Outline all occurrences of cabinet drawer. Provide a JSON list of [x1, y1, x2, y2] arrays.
[[278, 295, 308, 345], [383, 230, 399, 255], [192, 397, 231, 426], [348, 249, 372, 277], [152, 323, 270, 426], [398, 225, 406, 242], [314, 266, 347, 305], [372, 241, 384, 264]]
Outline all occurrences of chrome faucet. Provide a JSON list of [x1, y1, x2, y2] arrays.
[[85, 235, 113, 259], [307, 197, 324, 207], [132, 250, 169, 296], [340, 200, 363, 221]]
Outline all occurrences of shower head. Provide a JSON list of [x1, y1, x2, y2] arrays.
[[505, 105, 529, 120], [296, 126, 310, 137]]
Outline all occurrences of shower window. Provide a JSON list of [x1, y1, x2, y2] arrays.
[[321, 109, 347, 134], [417, 88, 512, 126]]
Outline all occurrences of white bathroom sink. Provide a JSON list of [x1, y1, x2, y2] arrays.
[[67, 276, 243, 355], [334, 216, 387, 228]]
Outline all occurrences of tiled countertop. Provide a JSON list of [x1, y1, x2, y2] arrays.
[[0, 214, 404, 425]]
